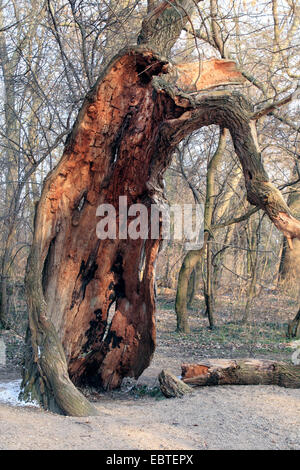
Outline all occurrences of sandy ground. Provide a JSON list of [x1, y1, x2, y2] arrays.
[[0, 345, 300, 450]]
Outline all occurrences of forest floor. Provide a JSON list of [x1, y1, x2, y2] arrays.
[[0, 290, 299, 450]]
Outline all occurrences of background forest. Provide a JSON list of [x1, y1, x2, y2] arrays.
[[0, 0, 300, 367]]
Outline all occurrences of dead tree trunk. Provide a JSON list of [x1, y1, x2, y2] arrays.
[[158, 359, 300, 397], [20, 48, 168, 414], [21, 0, 300, 415], [181, 359, 300, 388]]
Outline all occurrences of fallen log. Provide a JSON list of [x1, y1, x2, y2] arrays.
[[181, 359, 300, 388]]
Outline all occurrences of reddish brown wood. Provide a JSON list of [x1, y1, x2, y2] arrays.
[[176, 59, 246, 91], [38, 50, 173, 390], [181, 359, 300, 388]]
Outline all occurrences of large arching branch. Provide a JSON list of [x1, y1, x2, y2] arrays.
[[155, 85, 300, 245]]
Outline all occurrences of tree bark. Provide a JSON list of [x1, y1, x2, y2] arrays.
[[21, 47, 169, 414], [187, 265, 202, 308], [287, 308, 300, 339], [181, 359, 300, 388], [204, 239, 214, 328], [21, 0, 300, 415], [279, 179, 300, 294], [175, 236, 208, 333], [242, 214, 261, 323], [175, 128, 227, 332]]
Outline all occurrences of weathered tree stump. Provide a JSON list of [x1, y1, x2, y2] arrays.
[[158, 369, 193, 397]]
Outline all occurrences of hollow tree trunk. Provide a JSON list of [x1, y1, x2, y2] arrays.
[[21, 48, 170, 414], [21, 0, 300, 416]]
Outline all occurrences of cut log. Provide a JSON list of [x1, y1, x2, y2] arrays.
[[181, 359, 300, 388], [158, 369, 193, 397]]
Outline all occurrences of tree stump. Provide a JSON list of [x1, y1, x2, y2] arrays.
[[158, 369, 193, 398]]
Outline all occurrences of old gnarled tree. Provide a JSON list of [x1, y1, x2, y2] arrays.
[[20, 0, 300, 416]]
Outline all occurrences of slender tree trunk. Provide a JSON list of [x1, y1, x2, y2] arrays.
[[187, 263, 202, 307], [287, 308, 300, 339], [175, 129, 227, 332], [243, 268, 257, 323], [279, 183, 300, 295], [204, 240, 214, 328], [242, 216, 260, 323], [187, 268, 196, 307], [211, 165, 243, 291], [212, 224, 235, 290], [0, 275, 7, 328], [175, 240, 207, 333], [0, 227, 16, 328], [0, 15, 18, 329]]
